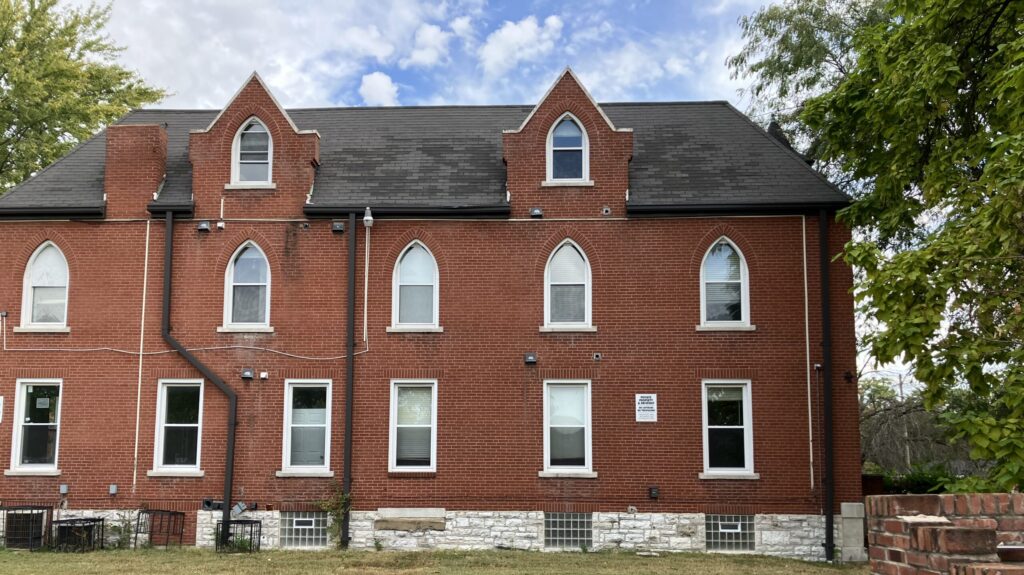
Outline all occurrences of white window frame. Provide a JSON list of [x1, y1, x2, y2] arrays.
[[699, 237, 751, 328], [151, 379, 204, 476], [388, 379, 437, 473], [221, 241, 272, 332], [389, 241, 441, 332], [545, 112, 590, 184], [230, 116, 273, 185], [280, 379, 332, 475], [543, 239, 593, 330], [19, 241, 69, 331], [7, 378, 62, 475], [542, 379, 593, 475], [701, 379, 755, 476]]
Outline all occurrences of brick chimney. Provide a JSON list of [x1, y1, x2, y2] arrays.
[[104, 124, 168, 219]]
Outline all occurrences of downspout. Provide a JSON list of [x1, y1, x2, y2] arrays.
[[341, 211, 356, 547], [819, 209, 835, 561], [161, 211, 237, 545]]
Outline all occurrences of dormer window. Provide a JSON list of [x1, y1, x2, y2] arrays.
[[232, 118, 272, 184], [546, 114, 589, 183]]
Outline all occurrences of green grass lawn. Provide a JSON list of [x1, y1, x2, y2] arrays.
[[0, 547, 870, 575]]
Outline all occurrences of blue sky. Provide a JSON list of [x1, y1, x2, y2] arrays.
[[78, 0, 769, 110]]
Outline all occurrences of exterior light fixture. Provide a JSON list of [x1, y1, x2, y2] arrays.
[[109, 484, 118, 496], [240, 368, 254, 380], [363, 207, 374, 228], [196, 220, 212, 232], [524, 352, 538, 365], [530, 207, 543, 218], [331, 221, 345, 233]]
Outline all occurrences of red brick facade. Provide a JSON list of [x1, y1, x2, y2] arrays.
[[0, 72, 860, 543]]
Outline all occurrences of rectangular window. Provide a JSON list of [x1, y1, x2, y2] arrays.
[[283, 380, 331, 471], [389, 380, 437, 472], [706, 514, 754, 551], [544, 512, 592, 549], [10, 379, 62, 471], [154, 380, 203, 472], [280, 511, 329, 548], [544, 380, 591, 472], [702, 381, 753, 474]]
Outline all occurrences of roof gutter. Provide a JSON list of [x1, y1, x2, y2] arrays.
[[161, 211, 237, 546], [148, 203, 194, 218], [304, 204, 509, 218], [627, 201, 849, 217], [0, 205, 105, 219]]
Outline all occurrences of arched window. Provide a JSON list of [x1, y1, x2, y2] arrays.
[[391, 241, 439, 329], [21, 242, 69, 328], [546, 114, 589, 182], [224, 242, 270, 329], [545, 240, 591, 327], [701, 238, 750, 326], [232, 118, 272, 184]]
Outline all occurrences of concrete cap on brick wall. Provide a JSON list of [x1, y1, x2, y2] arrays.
[[913, 526, 998, 555]]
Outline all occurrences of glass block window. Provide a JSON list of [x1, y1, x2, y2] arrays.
[[280, 511, 328, 548], [705, 514, 754, 552], [544, 512, 592, 549]]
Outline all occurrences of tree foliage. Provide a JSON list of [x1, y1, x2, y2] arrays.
[[0, 0, 164, 191]]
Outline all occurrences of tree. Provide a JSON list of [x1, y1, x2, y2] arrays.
[[800, 0, 1024, 490], [0, 0, 164, 192]]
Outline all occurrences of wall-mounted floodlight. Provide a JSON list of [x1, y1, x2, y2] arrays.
[[196, 221, 211, 232], [530, 207, 544, 218], [240, 368, 254, 380]]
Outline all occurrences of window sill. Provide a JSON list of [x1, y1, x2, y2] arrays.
[[538, 471, 598, 479], [539, 326, 597, 333], [13, 326, 70, 333], [386, 326, 444, 333], [5, 468, 60, 477], [276, 470, 334, 478], [541, 180, 595, 187], [147, 469, 205, 478], [217, 325, 275, 333], [695, 325, 756, 332], [698, 472, 760, 480], [224, 183, 277, 190]]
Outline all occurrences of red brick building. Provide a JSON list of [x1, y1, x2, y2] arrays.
[[0, 70, 861, 559]]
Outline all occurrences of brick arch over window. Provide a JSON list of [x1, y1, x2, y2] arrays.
[[689, 225, 758, 276], [534, 227, 601, 279], [216, 228, 281, 273]]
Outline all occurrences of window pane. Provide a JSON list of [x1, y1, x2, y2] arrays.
[[233, 247, 268, 284], [232, 285, 267, 323], [397, 387, 432, 425], [240, 151, 269, 162], [292, 387, 327, 424], [549, 244, 586, 284], [240, 129, 269, 152], [550, 285, 585, 323], [396, 427, 431, 466], [29, 245, 68, 287], [399, 285, 433, 324], [553, 119, 583, 148], [31, 287, 66, 324], [165, 386, 200, 424], [706, 282, 741, 322], [705, 242, 741, 282], [23, 385, 59, 424], [549, 427, 585, 466], [290, 427, 326, 466], [162, 427, 198, 466], [239, 162, 269, 182], [708, 428, 745, 468], [20, 425, 57, 465], [399, 245, 434, 284], [548, 385, 585, 426], [553, 150, 583, 179], [707, 387, 743, 426]]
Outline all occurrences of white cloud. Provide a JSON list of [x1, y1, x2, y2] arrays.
[[359, 71, 400, 106], [478, 15, 563, 78], [400, 24, 453, 68], [450, 16, 474, 42]]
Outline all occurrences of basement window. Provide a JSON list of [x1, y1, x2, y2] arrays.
[[544, 512, 592, 549], [705, 514, 754, 552], [280, 512, 328, 548]]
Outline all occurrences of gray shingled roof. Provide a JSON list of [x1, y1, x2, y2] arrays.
[[0, 102, 847, 216]]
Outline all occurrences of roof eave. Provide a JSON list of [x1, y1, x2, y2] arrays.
[[147, 202, 195, 218], [626, 200, 851, 217], [304, 204, 510, 218], [0, 205, 106, 220]]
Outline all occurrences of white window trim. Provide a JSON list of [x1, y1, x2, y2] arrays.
[[150, 379, 204, 476], [390, 241, 441, 331], [7, 378, 62, 476], [221, 241, 272, 331], [19, 242, 69, 331], [699, 237, 752, 329], [279, 379, 333, 476], [542, 379, 593, 475], [701, 379, 755, 477], [543, 239, 593, 330], [230, 116, 273, 185], [388, 379, 437, 473], [545, 112, 590, 184]]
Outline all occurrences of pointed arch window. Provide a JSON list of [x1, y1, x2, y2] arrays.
[[544, 240, 592, 328], [390, 241, 440, 331], [21, 242, 69, 329], [232, 118, 272, 184], [223, 242, 271, 330], [700, 238, 750, 327], [546, 114, 589, 182]]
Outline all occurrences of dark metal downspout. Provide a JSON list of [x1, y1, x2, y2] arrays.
[[819, 209, 835, 561], [341, 211, 356, 547], [161, 211, 237, 545]]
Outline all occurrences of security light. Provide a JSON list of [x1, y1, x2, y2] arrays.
[[363, 207, 374, 228], [530, 207, 543, 218], [240, 368, 254, 380], [331, 221, 345, 233], [196, 220, 211, 232], [524, 352, 538, 365]]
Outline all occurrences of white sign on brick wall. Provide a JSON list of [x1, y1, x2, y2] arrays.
[[635, 394, 657, 422]]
